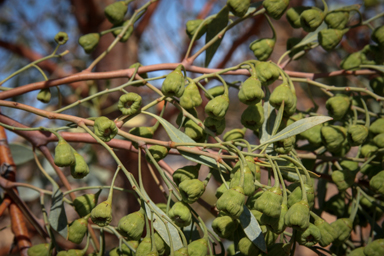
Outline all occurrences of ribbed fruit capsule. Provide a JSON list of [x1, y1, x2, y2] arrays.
[[254, 187, 283, 218], [54, 138, 76, 167], [161, 65, 185, 97], [94, 116, 118, 142], [67, 217, 88, 244], [90, 199, 112, 227], [284, 200, 310, 230], [263, 0, 290, 20], [117, 210, 145, 240], [168, 201, 192, 227], [104, 1, 128, 25], [79, 33, 100, 54], [118, 93, 142, 116], [227, 0, 251, 17], [179, 179, 205, 204], [216, 186, 245, 218]]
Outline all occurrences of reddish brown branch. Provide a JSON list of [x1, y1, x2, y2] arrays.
[[0, 196, 11, 216]]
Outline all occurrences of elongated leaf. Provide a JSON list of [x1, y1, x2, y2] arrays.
[[360, 65, 384, 74], [10, 143, 35, 165], [49, 184, 68, 238], [239, 205, 266, 252], [259, 100, 275, 144], [293, 22, 327, 49], [143, 112, 226, 172], [205, 7, 229, 67], [260, 116, 332, 146], [271, 101, 284, 136]]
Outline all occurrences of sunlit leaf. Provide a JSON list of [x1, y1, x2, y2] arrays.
[[48, 184, 68, 238], [239, 205, 266, 252]]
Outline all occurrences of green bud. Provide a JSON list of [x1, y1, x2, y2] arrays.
[[274, 135, 296, 154], [249, 38, 276, 61], [168, 201, 192, 227], [297, 223, 322, 247], [118, 93, 142, 116], [263, 0, 290, 20], [340, 51, 367, 70], [73, 192, 100, 218], [54, 138, 76, 167], [324, 193, 347, 217], [37, 88, 51, 103], [260, 203, 287, 234], [325, 94, 351, 120], [313, 215, 337, 247], [136, 237, 152, 256], [254, 187, 283, 218], [300, 7, 324, 32], [330, 218, 353, 245], [331, 169, 356, 191], [179, 179, 205, 204], [325, 11, 350, 29], [241, 102, 264, 131], [223, 128, 245, 142], [300, 124, 323, 147], [79, 33, 100, 54], [321, 125, 347, 153], [112, 20, 133, 42], [186, 19, 206, 40], [90, 199, 112, 227], [287, 183, 315, 209], [319, 28, 349, 51], [227, 0, 250, 17], [184, 119, 205, 142], [27, 243, 50, 256], [55, 32, 69, 45], [284, 200, 310, 230], [255, 61, 280, 86], [238, 237, 259, 256], [118, 211, 145, 240], [180, 81, 202, 109], [205, 94, 230, 120], [349, 247, 366, 256], [370, 118, 384, 134], [238, 76, 265, 105], [215, 183, 228, 199], [370, 76, 384, 96], [226, 244, 236, 256], [129, 63, 148, 80], [269, 83, 296, 113], [370, 171, 384, 195], [154, 232, 169, 256], [174, 247, 188, 256], [71, 150, 90, 179], [204, 117, 226, 135], [187, 238, 208, 256], [68, 217, 88, 244], [216, 186, 245, 218], [347, 125, 368, 146], [173, 164, 200, 186], [373, 133, 384, 148], [372, 25, 384, 47], [109, 241, 139, 256], [364, 239, 384, 256], [104, 1, 128, 25], [94, 116, 118, 142], [161, 65, 185, 97], [229, 167, 256, 196], [212, 213, 239, 239], [205, 85, 225, 98], [286, 7, 310, 28], [361, 143, 378, 158], [147, 145, 169, 162]]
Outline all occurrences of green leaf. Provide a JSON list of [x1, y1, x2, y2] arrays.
[[143, 111, 226, 172], [271, 101, 284, 136], [10, 143, 35, 165], [239, 205, 266, 253], [48, 184, 68, 238], [260, 116, 332, 146], [293, 22, 327, 49], [360, 65, 384, 73], [259, 100, 275, 154], [205, 7, 229, 67]]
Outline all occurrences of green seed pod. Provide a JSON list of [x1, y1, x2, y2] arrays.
[[297, 223, 322, 247], [174, 247, 188, 256], [179, 179, 205, 204], [319, 28, 349, 51], [118, 93, 142, 116], [129, 126, 155, 149], [129, 63, 148, 80], [37, 88, 51, 103], [364, 239, 384, 256], [227, 0, 250, 17], [286, 7, 310, 28], [249, 38, 276, 61], [212, 213, 239, 239], [79, 33, 100, 54], [54, 138, 76, 167], [324, 193, 347, 217], [229, 167, 256, 196], [68, 217, 88, 244], [136, 237, 152, 256], [340, 51, 367, 70], [112, 20, 133, 42], [254, 187, 283, 218], [109, 240, 139, 256], [215, 183, 228, 199], [330, 218, 353, 245], [267, 243, 291, 256], [325, 11, 350, 29], [349, 247, 366, 256], [168, 201, 192, 227], [370, 171, 384, 195], [300, 7, 324, 32], [255, 61, 280, 86], [260, 203, 288, 234], [173, 164, 200, 186], [331, 169, 356, 191], [372, 25, 384, 47], [154, 232, 168, 256], [370, 76, 384, 96], [241, 102, 264, 131], [58, 249, 84, 256], [90, 199, 112, 227], [27, 243, 50, 256], [118, 211, 145, 240], [263, 0, 290, 20], [287, 183, 315, 209], [269, 83, 295, 112], [205, 85, 225, 98], [216, 186, 245, 218], [347, 125, 368, 146], [186, 19, 207, 40], [94, 116, 118, 142], [55, 32, 69, 45], [184, 119, 205, 142], [313, 215, 337, 247], [180, 81, 202, 109], [223, 128, 245, 142], [284, 200, 310, 230], [300, 124, 323, 147], [187, 238, 208, 256], [361, 143, 379, 158], [205, 94, 230, 120], [238, 76, 265, 105], [226, 243, 236, 256], [238, 237, 259, 256], [147, 145, 169, 162], [246, 190, 263, 210], [73, 192, 100, 218], [250, 209, 263, 223], [373, 133, 384, 148], [161, 65, 185, 98], [104, 1, 128, 25], [274, 135, 296, 154], [325, 94, 351, 120], [71, 151, 90, 179], [321, 125, 347, 153], [204, 117, 226, 135]]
